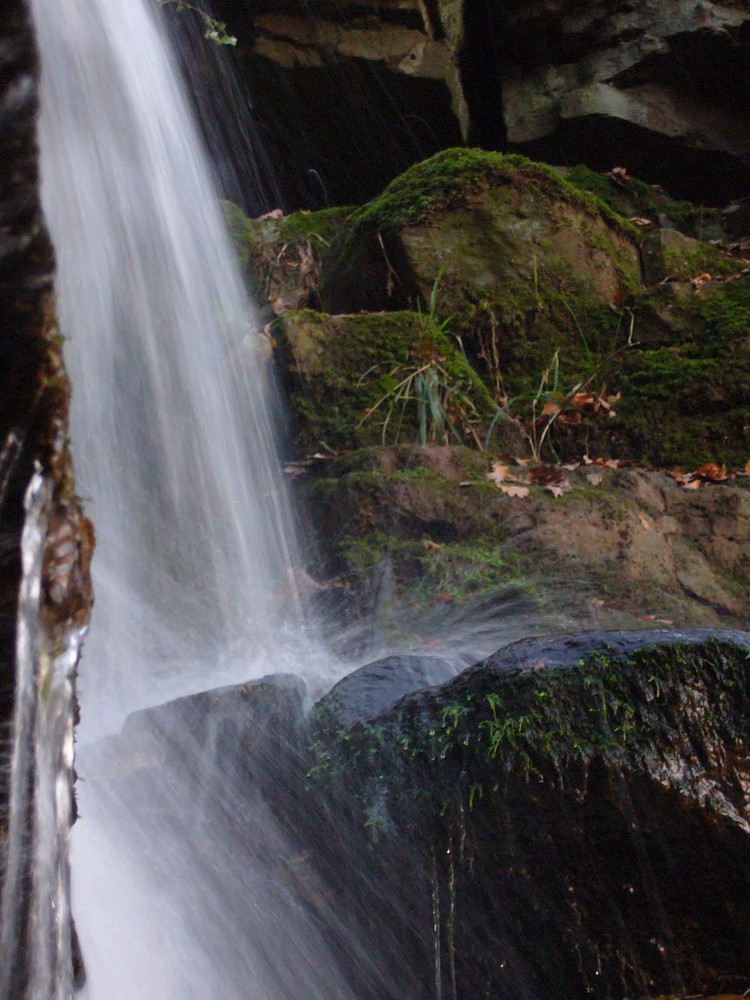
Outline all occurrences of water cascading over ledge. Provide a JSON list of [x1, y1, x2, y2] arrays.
[[0, 1, 93, 994]]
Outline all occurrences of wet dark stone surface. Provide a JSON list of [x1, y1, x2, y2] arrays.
[[302, 629, 750, 999], [311, 653, 454, 732]]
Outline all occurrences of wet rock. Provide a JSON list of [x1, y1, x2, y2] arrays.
[[0, 3, 92, 993], [117, 672, 307, 784], [312, 654, 454, 734], [306, 629, 750, 999]]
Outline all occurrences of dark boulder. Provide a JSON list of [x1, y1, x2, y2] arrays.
[[306, 629, 750, 999]]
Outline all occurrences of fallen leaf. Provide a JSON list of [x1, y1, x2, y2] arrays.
[[497, 483, 530, 498], [259, 207, 284, 219], [638, 513, 651, 530], [528, 464, 565, 485], [629, 216, 654, 228], [586, 471, 604, 486], [544, 479, 571, 498], [487, 461, 512, 484], [607, 166, 629, 184], [745, 459, 750, 475], [694, 462, 728, 481], [571, 392, 595, 410], [690, 272, 713, 289]]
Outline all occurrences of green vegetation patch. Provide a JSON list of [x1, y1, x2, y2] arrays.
[[276, 309, 494, 451], [352, 149, 637, 238]]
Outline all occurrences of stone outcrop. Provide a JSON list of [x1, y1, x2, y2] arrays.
[[103, 631, 750, 999], [206, 0, 750, 208], [228, 150, 750, 472], [301, 446, 750, 630]]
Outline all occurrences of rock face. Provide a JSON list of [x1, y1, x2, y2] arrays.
[[306, 629, 750, 999], [496, 0, 750, 203], [207, 0, 750, 208], [302, 446, 750, 629], [0, 2, 92, 990], [91, 631, 750, 998]]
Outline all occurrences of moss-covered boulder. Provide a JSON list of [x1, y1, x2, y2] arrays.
[[274, 309, 494, 451], [320, 149, 641, 397], [307, 629, 750, 999], [562, 164, 731, 241], [608, 277, 750, 469]]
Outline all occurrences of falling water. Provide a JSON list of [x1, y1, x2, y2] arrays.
[[31, 0, 306, 738], [28, 0, 349, 995], [0, 473, 85, 999]]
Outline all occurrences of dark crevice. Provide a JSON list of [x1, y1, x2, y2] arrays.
[[458, 0, 506, 149]]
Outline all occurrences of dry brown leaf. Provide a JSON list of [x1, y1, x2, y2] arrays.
[[744, 459, 750, 476], [528, 464, 565, 486], [487, 462, 512, 485], [694, 462, 728, 481], [638, 513, 652, 530], [544, 479, 571, 498], [571, 392, 596, 410], [497, 483, 530, 498], [540, 400, 561, 418]]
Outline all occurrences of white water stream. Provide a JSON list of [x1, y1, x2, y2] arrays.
[[29, 0, 348, 995]]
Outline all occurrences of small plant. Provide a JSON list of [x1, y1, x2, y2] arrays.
[[357, 276, 484, 446], [485, 310, 637, 462], [156, 1, 237, 45]]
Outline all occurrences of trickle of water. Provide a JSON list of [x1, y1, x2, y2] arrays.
[[0, 472, 85, 1000]]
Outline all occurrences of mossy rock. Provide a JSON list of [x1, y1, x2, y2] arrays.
[[562, 164, 727, 241], [606, 277, 750, 468], [641, 227, 747, 284], [303, 448, 750, 626], [222, 201, 355, 310], [320, 149, 642, 399], [274, 309, 495, 451]]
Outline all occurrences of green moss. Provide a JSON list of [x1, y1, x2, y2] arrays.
[[312, 636, 750, 819], [661, 242, 743, 281], [221, 200, 355, 294], [271, 206, 357, 244], [564, 165, 707, 233], [607, 279, 750, 467], [340, 532, 525, 607], [353, 149, 637, 239], [276, 309, 494, 451]]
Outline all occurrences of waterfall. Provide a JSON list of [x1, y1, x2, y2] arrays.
[[28, 0, 346, 995]]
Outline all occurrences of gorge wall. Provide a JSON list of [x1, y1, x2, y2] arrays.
[[202, 0, 750, 209]]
